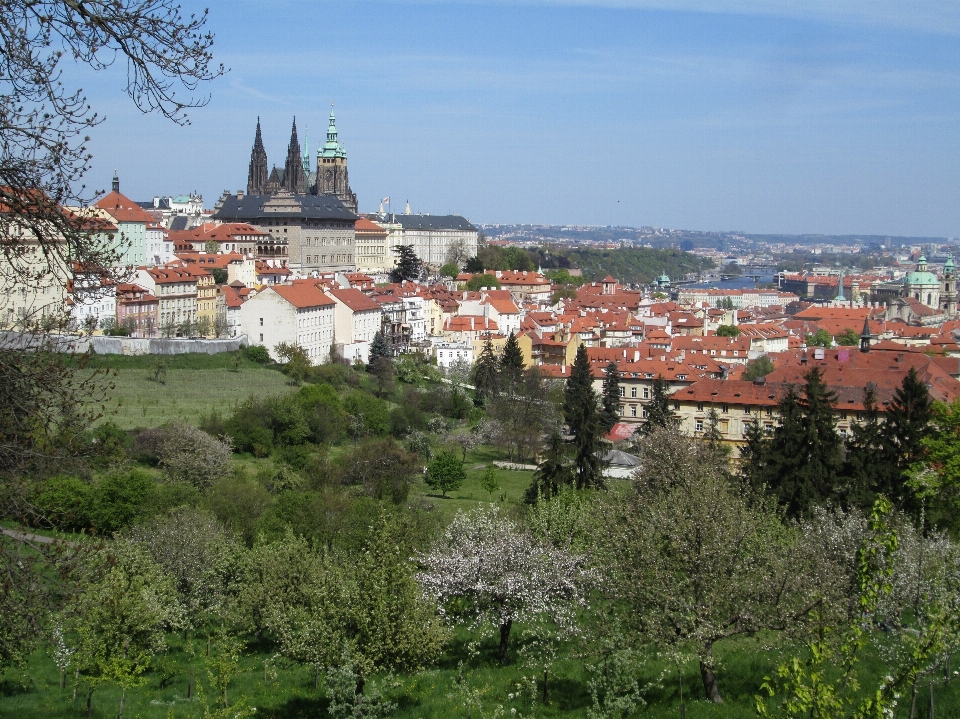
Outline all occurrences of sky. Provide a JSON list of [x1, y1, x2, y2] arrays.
[[71, 0, 960, 236]]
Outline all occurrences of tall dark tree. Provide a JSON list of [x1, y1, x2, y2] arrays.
[[600, 362, 621, 434], [367, 331, 392, 369], [884, 367, 933, 472], [563, 344, 604, 490], [499, 332, 525, 386], [764, 369, 843, 517], [525, 427, 574, 503], [389, 245, 423, 283], [644, 375, 676, 432], [739, 415, 770, 490], [842, 386, 893, 509], [471, 336, 500, 406]]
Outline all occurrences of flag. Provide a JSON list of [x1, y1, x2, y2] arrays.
[[381, 196, 390, 204]]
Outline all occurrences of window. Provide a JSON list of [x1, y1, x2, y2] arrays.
[[721, 404, 729, 413], [643, 387, 650, 399], [697, 402, 704, 411], [259, 333, 263, 342], [630, 386, 637, 398], [695, 420, 704, 432], [743, 405, 750, 414], [630, 405, 637, 417], [619, 405, 624, 415], [259, 317, 263, 326], [766, 407, 773, 416], [673, 402, 680, 411]]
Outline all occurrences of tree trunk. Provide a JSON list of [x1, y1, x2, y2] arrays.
[[59, 668, 65, 689], [542, 669, 549, 705], [86, 687, 94, 717], [72, 670, 79, 701], [910, 681, 918, 719], [499, 620, 513, 664], [699, 642, 723, 704], [929, 680, 935, 719], [187, 667, 193, 699], [118, 687, 125, 719], [355, 675, 365, 696]]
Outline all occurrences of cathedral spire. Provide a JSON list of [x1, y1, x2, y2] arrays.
[[283, 116, 306, 193], [302, 127, 310, 175], [247, 117, 268, 195]]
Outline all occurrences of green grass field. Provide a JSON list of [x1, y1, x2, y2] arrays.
[[85, 354, 293, 430]]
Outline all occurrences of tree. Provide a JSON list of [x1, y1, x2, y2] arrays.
[[128, 507, 238, 631], [367, 331, 392, 368], [909, 399, 960, 531], [274, 341, 310, 383], [761, 369, 844, 517], [389, 245, 422, 283], [716, 324, 740, 337], [805, 328, 832, 347], [487, 368, 560, 463], [465, 274, 501, 291], [526, 426, 574, 503], [65, 540, 185, 718], [835, 327, 859, 346], [154, 422, 233, 491], [499, 331, 525, 385], [842, 385, 895, 510], [563, 344, 604, 490], [480, 465, 501, 500], [600, 362, 621, 434], [416, 505, 593, 664], [440, 262, 460, 278], [644, 375, 676, 431], [885, 366, 933, 474], [605, 435, 844, 704], [471, 336, 500, 405], [210, 267, 228, 285], [742, 355, 775, 381], [464, 256, 484, 273], [425, 450, 466, 497], [337, 438, 421, 504]]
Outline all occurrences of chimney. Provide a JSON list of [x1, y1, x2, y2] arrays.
[[237, 190, 244, 199]]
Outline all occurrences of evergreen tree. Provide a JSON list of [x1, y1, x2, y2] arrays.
[[884, 367, 933, 472], [471, 336, 500, 406], [842, 386, 893, 509], [367, 331, 392, 370], [739, 415, 770, 490], [525, 427, 574, 503], [563, 344, 604, 490], [764, 369, 843, 517], [499, 331, 525, 386], [600, 362, 621, 434], [701, 407, 731, 462], [644, 375, 676, 432], [389, 245, 423, 283]]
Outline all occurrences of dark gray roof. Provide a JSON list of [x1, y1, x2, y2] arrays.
[[597, 450, 642, 467], [382, 214, 476, 231], [212, 193, 357, 222], [169, 215, 189, 231], [137, 198, 171, 210]]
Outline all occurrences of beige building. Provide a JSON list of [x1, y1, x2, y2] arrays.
[[354, 218, 391, 275], [137, 265, 200, 335]]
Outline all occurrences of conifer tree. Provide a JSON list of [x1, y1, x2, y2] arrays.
[[471, 335, 500, 406], [600, 362, 621, 434], [884, 366, 933, 471], [739, 415, 770, 489], [367, 331, 392, 369], [526, 427, 574, 503], [499, 331, 525, 385], [644, 375, 676, 432], [842, 386, 893, 509], [389, 245, 423, 283], [563, 344, 604, 490]]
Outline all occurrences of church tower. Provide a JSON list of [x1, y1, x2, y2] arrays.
[[246, 117, 268, 196], [316, 105, 358, 213], [943, 255, 957, 317], [282, 117, 307, 194]]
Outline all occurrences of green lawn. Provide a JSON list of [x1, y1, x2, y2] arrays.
[[97, 366, 293, 430]]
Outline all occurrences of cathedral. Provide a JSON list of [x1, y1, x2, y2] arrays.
[[246, 107, 358, 213]]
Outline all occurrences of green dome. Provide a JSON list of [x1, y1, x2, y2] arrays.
[[904, 271, 939, 286], [658, 273, 670, 283]]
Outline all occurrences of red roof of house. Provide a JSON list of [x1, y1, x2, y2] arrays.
[[355, 218, 386, 233], [94, 191, 156, 223], [327, 287, 382, 312], [270, 283, 335, 309]]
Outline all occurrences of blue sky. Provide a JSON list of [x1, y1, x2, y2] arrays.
[[76, 0, 960, 236]]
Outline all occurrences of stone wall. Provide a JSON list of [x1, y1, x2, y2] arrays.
[[0, 331, 247, 355]]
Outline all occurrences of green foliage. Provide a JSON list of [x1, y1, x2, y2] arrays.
[[390, 245, 423, 283], [480, 464, 500, 499], [343, 390, 390, 437], [244, 344, 271, 364], [325, 648, 396, 719], [600, 363, 621, 434], [527, 428, 574, 503], [716, 324, 740, 337], [563, 344, 604, 490], [210, 267, 228, 285], [34, 475, 93, 531], [439, 262, 460, 278], [910, 397, 960, 530], [337, 438, 422, 504], [465, 274, 501, 291], [471, 336, 500, 405], [367, 331, 392, 369], [644, 375, 676, 432], [499, 332, 525, 385], [805, 328, 832, 347], [87, 469, 157, 534], [274, 342, 310, 384], [204, 471, 274, 547], [742, 355, 775, 381], [835, 327, 860, 346], [426, 450, 466, 497]]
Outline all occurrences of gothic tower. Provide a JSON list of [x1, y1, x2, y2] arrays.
[[246, 117, 268, 196], [282, 117, 307, 194], [316, 105, 358, 212]]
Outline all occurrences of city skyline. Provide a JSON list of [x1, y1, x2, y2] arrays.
[[68, 0, 960, 236]]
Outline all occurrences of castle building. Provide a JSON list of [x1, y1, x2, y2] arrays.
[[871, 254, 959, 324], [244, 110, 357, 212]]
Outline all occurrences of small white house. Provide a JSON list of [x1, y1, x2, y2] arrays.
[[239, 282, 335, 363], [327, 287, 383, 362], [433, 341, 473, 369]]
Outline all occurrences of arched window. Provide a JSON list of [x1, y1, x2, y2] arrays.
[[927, 293, 932, 305]]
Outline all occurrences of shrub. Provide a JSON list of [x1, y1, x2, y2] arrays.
[[337, 438, 421, 504], [343, 390, 389, 436], [204, 470, 274, 547], [88, 469, 157, 534], [34, 475, 92, 531], [155, 421, 233, 491], [244, 344, 271, 364]]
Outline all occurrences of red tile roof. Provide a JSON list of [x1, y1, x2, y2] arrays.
[[270, 283, 335, 309], [327, 287, 382, 312]]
